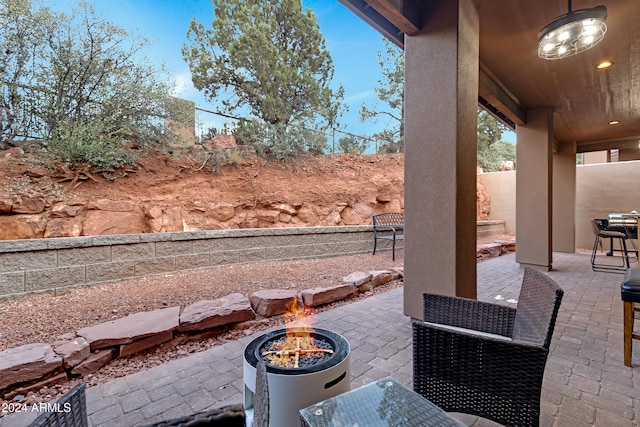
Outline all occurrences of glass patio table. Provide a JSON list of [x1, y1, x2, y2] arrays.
[[299, 376, 464, 427]]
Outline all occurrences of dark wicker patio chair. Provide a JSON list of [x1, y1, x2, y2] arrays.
[[30, 383, 88, 427], [412, 267, 564, 427], [144, 405, 246, 427]]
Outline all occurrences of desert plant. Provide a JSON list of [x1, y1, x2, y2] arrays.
[[226, 147, 245, 166], [47, 116, 138, 169], [338, 134, 368, 154], [234, 119, 327, 159], [1, 0, 183, 157]]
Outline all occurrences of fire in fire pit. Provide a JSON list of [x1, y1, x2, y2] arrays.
[[243, 297, 351, 426], [259, 298, 334, 369], [260, 333, 334, 368]]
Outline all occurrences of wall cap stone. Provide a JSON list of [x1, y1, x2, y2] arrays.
[[0, 225, 373, 253]]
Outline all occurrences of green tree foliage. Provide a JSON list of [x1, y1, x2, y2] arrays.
[[360, 38, 404, 153], [360, 38, 518, 167], [337, 133, 367, 154], [0, 0, 185, 169], [0, 0, 49, 142], [233, 119, 327, 159], [51, 113, 137, 169], [182, 0, 344, 158], [477, 108, 515, 172]]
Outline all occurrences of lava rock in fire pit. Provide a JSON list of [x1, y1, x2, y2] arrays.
[[260, 335, 335, 369]]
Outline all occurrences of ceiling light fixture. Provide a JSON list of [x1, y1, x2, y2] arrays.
[[596, 60, 613, 69], [538, 0, 607, 60], [608, 120, 620, 125]]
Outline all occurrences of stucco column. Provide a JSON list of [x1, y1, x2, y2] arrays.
[[404, 0, 479, 320], [516, 107, 553, 270], [553, 142, 576, 252]]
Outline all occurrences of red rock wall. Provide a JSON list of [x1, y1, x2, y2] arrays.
[[0, 152, 492, 240]]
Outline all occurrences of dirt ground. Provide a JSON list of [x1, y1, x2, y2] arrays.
[[0, 251, 406, 407], [0, 147, 405, 210], [0, 147, 509, 408]]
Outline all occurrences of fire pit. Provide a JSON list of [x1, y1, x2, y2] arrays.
[[243, 327, 351, 426]]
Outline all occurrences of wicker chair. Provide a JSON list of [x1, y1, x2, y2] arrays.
[[412, 267, 564, 427], [30, 383, 88, 427], [144, 405, 246, 427]]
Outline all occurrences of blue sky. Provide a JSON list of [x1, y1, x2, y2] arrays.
[[42, 0, 515, 145], [45, 0, 390, 140]]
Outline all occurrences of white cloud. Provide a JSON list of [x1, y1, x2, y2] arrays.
[[170, 72, 195, 97]]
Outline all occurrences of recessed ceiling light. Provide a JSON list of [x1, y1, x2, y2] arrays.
[[597, 60, 613, 69], [608, 120, 620, 125]]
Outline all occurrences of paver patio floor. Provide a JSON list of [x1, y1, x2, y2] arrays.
[[2, 251, 638, 426]]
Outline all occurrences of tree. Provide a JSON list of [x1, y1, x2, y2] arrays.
[[182, 0, 344, 158], [477, 108, 515, 172], [0, 0, 50, 143], [360, 38, 404, 153], [337, 133, 367, 154], [360, 39, 518, 166], [41, 2, 182, 142], [1, 0, 185, 168]]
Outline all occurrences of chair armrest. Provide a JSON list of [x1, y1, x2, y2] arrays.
[[374, 224, 402, 233], [423, 293, 516, 336], [412, 322, 549, 417], [30, 384, 88, 427], [413, 321, 549, 383], [142, 404, 246, 427]]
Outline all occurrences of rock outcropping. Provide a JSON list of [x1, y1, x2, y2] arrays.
[[0, 148, 495, 240], [0, 150, 407, 240]]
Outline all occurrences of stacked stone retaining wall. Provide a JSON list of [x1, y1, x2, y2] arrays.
[[476, 220, 506, 237], [0, 222, 506, 301], [0, 226, 384, 301]]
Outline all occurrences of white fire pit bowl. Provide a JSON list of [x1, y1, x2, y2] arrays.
[[243, 328, 351, 427]]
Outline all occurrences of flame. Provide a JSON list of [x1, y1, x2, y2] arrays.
[[260, 297, 333, 368], [283, 297, 314, 335]]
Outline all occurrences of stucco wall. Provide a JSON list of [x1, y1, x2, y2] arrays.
[[479, 160, 640, 250], [478, 171, 516, 234], [575, 161, 640, 249]]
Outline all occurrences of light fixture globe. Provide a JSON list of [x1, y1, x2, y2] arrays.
[[538, 4, 607, 60]]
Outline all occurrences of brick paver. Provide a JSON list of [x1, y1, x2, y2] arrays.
[[1, 252, 638, 426]]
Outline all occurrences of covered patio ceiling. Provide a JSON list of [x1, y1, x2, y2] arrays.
[[338, 0, 640, 154]]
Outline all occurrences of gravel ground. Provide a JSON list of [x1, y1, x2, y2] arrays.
[[0, 251, 405, 408], [0, 235, 515, 409], [0, 252, 405, 352]]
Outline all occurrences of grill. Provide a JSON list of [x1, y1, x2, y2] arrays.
[[243, 328, 351, 427]]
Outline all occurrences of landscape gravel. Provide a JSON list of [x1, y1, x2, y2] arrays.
[[0, 252, 404, 408], [0, 234, 513, 410]]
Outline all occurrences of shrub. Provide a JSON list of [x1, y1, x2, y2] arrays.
[[234, 119, 328, 159], [46, 118, 138, 170]]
